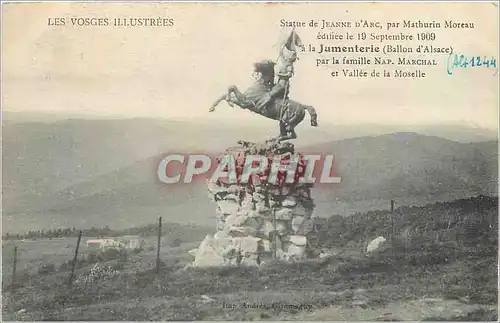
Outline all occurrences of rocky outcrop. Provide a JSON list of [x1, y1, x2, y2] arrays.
[[191, 140, 320, 267]]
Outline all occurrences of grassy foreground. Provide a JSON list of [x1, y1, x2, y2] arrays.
[[2, 249, 497, 321], [2, 196, 498, 321]]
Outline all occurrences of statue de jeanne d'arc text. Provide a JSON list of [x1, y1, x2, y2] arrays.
[[209, 29, 319, 141]]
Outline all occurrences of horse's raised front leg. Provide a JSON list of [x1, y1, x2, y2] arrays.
[[228, 85, 255, 109], [227, 85, 237, 97], [224, 85, 242, 108], [228, 85, 247, 102], [209, 93, 228, 112]]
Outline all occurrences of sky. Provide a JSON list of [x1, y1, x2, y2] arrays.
[[2, 2, 499, 129]]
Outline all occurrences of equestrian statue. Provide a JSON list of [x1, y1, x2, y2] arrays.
[[209, 30, 318, 141]]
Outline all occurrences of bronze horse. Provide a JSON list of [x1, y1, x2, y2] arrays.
[[209, 83, 318, 141]]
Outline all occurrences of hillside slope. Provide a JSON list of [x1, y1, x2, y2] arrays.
[[2, 116, 498, 233]]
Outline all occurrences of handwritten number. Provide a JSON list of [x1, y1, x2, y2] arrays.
[[457, 55, 468, 67], [447, 54, 497, 75], [491, 57, 497, 68], [446, 54, 453, 75]]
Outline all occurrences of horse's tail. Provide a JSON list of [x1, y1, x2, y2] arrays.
[[304, 105, 318, 126]]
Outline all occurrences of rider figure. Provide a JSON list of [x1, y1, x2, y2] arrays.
[[273, 48, 296, 100], [256, 48, 318, 127], [241, 60, 276, 111], [255, 51, 295, 113], [281, 49, 317, 127]]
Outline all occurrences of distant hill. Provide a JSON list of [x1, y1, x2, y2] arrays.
[[1, 116, 335, 206], [305, 133, 498, 202], [2, 221, 212, 245], [2, 116, 498, 233]]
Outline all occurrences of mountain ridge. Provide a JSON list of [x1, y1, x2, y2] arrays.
[[2, 118, 497, 233]]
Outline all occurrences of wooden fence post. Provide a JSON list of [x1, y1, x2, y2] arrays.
[[273, 209, 277, 259], [391, 200, 395, 238], [156, 217, 162, 274], [12, 246, 17, 289], [68, 230, 83, 285]]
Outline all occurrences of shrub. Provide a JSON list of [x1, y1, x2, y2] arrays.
[[58, 261, 70, 272], [74, 264, 120, 286], [171, 238, 182, 247], [38, 263, 56, 275], [86, 252, 98, 263], [98, 248, 127, 262]]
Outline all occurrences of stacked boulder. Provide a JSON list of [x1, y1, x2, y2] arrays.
[[190, 140, 320, 267]]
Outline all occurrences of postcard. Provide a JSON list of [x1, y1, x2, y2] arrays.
[[1, 2, 498, 321]]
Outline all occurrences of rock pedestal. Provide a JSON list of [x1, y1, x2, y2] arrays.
[[190, 140, 320, 267]]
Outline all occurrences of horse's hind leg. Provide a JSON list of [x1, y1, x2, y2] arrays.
[[277, 117, 300, 141], [276, 121, 288, 141], [286, 115, 302, 140], [278, 127, 297, 141], [304, 105, 318, 126], [289, 108, 305, 127]]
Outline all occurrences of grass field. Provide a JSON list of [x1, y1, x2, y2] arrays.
[[2, 238, 497, 320], [2, 197, 498, 321], [1, 235, 196, 287]]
